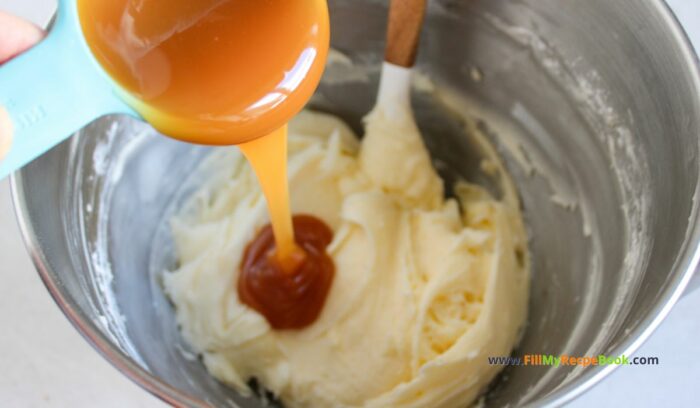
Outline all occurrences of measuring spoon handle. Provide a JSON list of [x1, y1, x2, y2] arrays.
[[0, 0, 134, 179]]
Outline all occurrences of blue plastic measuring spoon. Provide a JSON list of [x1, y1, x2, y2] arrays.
[[0, 0, 137, 179]]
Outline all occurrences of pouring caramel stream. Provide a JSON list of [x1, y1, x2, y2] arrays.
[[78, 0, 334, 329]]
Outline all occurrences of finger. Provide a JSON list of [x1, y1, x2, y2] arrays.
[[0, 107, 12, 162], [0, 12, 45, 64], [0, 13, 45, 162]]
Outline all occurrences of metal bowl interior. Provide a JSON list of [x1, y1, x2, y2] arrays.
[[12, 0, 700, 407]]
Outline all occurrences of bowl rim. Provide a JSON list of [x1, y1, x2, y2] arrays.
[[10, 0, 700, 407]]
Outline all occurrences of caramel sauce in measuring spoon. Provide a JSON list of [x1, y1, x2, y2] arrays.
[[78, 0, 335, 329]]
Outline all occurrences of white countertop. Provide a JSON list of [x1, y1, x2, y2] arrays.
[[0, 1, 699, 407]]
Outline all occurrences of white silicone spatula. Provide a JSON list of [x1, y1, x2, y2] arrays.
[[376, 0, 426, 120], [360, 0, 443, 209]]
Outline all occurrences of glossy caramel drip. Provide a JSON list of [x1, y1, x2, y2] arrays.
[[238, 125, 300, 262], [238, 215, 335, 330]]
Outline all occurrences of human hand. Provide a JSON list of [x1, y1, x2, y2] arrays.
[[0, 11, 45, 162]]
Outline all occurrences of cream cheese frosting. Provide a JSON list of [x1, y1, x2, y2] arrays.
[[164, 108, 530, 408]]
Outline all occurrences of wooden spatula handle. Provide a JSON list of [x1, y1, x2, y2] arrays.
[[384, 0, 427, 68]]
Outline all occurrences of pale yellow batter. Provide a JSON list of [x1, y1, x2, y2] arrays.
[[164, 107, 530, 407]]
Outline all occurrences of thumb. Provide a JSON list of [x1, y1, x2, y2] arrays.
[[0, 12, 45, 64]]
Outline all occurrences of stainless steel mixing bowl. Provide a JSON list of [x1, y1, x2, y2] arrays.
[[11, 0, 700, 406]]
